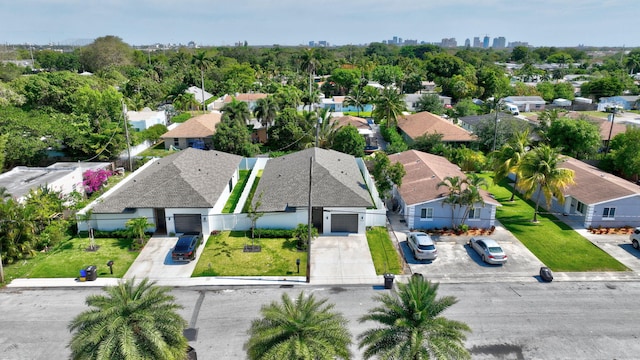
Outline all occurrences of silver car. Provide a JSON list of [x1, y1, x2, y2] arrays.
[[630, 227, 640, 249], [407, 232, 438, 260], [469, 237, 507, 265]]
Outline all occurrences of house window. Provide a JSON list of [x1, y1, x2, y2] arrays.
[[468, 207, 481, 220], [576, 202, 585, 214], [173, 138, 179, 146], [420, 208, 433, 220], [603, 207, 616, 219]]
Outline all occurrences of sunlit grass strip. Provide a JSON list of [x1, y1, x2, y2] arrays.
[[366, 227, 403, 275], [222, 170, 250, 213]]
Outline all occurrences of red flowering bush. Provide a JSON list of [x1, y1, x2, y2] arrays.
[[83, 169, 113, 194]]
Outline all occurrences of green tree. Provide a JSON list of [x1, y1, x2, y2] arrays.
[[517, 145, 575, 222], [536, 81, 556, 102], [79, 35, 133, 72], [330, 68, 361, 96], [331, 124, 366, 157], [125, 217, 152, 245], [343, 83, 376, 117], [267, 109, 307, 151], [436, 175, 465, 228], [473, 115, 531, 153], [554, 82, 575, 100], [580, 76, 624, 98], [68, 278, 188, 360], [547, 117, 601, 160], [371, 65, 403, 87], [192, 51, 214, 113], [411, 132, 444, 154], [358, 275, 471, 360], [245, 292, 352, 360], [254, 96, 279, 130], [371, 152, 406, 200], [415, 94, 444, 114], [373, 87, 407, 129], [222, 98, 252, 125], [491, 129, 531, 201], [608, 127, 640, 180], [213, 114, 260, 157]]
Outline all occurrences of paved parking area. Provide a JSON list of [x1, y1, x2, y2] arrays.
[[310, 234, 379, 285], [123, 236, 204, 280]]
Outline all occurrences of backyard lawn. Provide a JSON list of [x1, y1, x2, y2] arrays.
[[481, 173, 628, 272], [192, 231, 307, 277], [366, 226, 403, 275], [2, 236, 139, 282]]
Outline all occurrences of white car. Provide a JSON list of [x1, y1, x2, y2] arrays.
[[407, 232, 438, 260], [469, 237, 508, 265], [630, 227, 640, 249]]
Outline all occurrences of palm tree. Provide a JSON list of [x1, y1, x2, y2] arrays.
[[126, 217, 152, 245], [312, 109, 339, 149], [437, 175, 465, 229], [343, 84, 374, 117], [358, 276, 471, 360], [516, 145, 575, 222], [222, 98, 251, 125], [192, 51, 213, 113], [68, 278, 188, 360], [491, 129, 531, 201], [459, 173, 488, 226], [245, 291, 352, 360], [254, 96, 279, 130], [300, 48, 320, 101], [372, 87, 406, 129]]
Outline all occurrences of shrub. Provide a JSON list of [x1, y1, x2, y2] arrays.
[[254, 228, 294, 239], [83, 169, 113, 194]]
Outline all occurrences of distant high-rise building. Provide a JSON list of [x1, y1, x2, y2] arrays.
[[473, 37, 481, 48], [492, 36, 506, 49], [465, 38, 470, 47], [440, 38, 457, 48], [508, 41, 529, 48], [483, 35, 490, 48]]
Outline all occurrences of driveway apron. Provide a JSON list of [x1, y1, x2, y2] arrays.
[[124, 237, 202, 280], [310, 234, 379, 285]]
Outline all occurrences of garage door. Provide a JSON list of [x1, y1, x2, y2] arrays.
[[331, 214, 358, 233], [174, 214, 202, 234]]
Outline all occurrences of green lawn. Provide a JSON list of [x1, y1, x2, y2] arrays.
[[192, 231, 307, 277], [3, 237, 139, 282], [480, 173, 628, 272], [222, 170, 250, 213], [366, 227, 403, 275], [242, 170, 263, 212], [137, 141, 178, 158]]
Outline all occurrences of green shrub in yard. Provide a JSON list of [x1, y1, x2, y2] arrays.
[[254, 229, 295, 239]]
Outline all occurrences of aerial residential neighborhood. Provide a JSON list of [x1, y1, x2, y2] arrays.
[[2, 2, 640, 358]]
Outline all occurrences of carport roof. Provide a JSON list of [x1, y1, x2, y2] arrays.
[[253, 148, 373, 212], [91, 148, 242, 213]]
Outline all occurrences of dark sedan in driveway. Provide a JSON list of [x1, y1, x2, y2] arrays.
[[171, 233, 202, 262]]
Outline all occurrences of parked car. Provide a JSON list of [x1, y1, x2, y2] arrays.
[[469, 237, 507, 265], [630, 227, 640, 249], [364, 144, 379, 154], [407, 232, 438, 260], [171, 232, 202, 262]]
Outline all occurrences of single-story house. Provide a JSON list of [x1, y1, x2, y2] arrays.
[[126, 107, 167, 132], [403, 93, 452, 112], [540, 157, 640, 228], [502, 96, 546, 112], [598, 96, 639, 111], [389, 150, 499, 230], [458, 113, 526, 133], [397, 111, 476, 145], [160, 112, 222, 150], [187, 86, 214, 106], [333, 115, 373, 136], [252, 148, 374, 234], [209, 93, 268, 111], [82, 148, 243, 235]]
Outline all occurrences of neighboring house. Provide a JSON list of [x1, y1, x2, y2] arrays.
[[389, 150, 499, 230], [403, 93, 452, 112], [82, 148, 243, 235], [187, 86, 214, 105], [160, 112, 221, 150], [126, 107, 167, 131], [598, 96, 640, 111], [397, 111, 476, 145], [542, 157, 640, 228], [321, 95, 347, 112], [333, 115, 373, 136], [502, 96, 546, 112], [210, 93, 268, 111], [0, 162, 110, 202], [252, 148, 375, 234], [458, 113, 526, 133]]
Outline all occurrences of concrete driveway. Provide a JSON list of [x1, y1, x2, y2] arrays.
[[310, 234, 379, 285], [123, 236, 203, 280]]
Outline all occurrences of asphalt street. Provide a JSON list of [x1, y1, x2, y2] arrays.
[[2, 282, 640, 360]]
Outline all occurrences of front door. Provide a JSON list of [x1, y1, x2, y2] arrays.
[[312, 207, 323, 234], [154, 208, 166, 235]]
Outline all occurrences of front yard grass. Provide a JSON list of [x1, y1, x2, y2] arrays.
[[366, 227, 402, 275], [480, 173, 628, 272], [222, 170, 250, 213], [3, 237, 139, 282], [192, 231, 307, 277]]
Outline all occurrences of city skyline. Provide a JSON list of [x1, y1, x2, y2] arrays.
[[1, 0, 639, 48]]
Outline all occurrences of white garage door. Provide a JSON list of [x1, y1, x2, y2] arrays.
[[331, 214, 358, 233], [174, 214, 202, 234]]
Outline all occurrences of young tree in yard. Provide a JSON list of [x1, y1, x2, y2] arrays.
[[331, 124, 366, 157], [245, 292, 352, 360], [246, 192, 264, 252], [358, 275, 471, 360], [126, 217, 152, 245], [371, 152, 406, 200], [68, 278, 188, 360], [292, 223, 319, 251], [517, 145, 575, 222], [491, 129, 531, 201]]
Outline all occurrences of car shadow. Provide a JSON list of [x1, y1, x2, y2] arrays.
[[464, 244, 502, 267], [163, 248, 188, 265], [618, 244, 640, 259], [400, 241, 436, 265]]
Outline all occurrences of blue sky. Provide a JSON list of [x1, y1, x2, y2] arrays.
[[1, 0, 638, 47]]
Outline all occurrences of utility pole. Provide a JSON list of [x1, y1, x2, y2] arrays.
[[492, 99, 501, 151], [122, 101, 133, 171], [605, 108, 617, 154], [315, 116, 322, 148], [306, 156, 313, 283]]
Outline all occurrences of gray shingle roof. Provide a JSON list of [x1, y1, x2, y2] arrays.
[[253, 148, 373, 212], [92, 148, 241, 213]]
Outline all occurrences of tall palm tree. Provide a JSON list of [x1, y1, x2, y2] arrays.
[[300, 48, 320, 101], [437, 175, 465, 229], [343, 84, 374, 117], [491, 129, 531, 201], [358, 276, 471, 360], [192, 51, 213, 113], [68, 278, 188, 360], [254, 96, 279, 131], [222, 98, 252, 125], [459, 173, 488, 226], [372, 87, 406, 129], [245, 291, 352, 360], [517, 145, 575, 222]]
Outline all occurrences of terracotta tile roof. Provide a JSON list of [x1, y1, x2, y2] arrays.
[[560, 157, 640, 205], [397, 112, 475, 142], [223, 93, 268, 103], [388, 150, 498, 206], [333, 115, 370, 131], [161, 112, 221, 139]]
